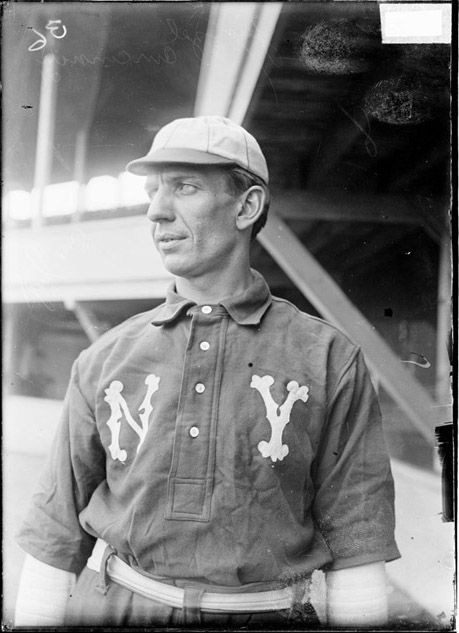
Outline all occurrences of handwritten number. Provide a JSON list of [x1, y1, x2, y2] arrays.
[[45, 20, 67, 40], [28, 28, 47, 52], [28, 20, 66, 52]]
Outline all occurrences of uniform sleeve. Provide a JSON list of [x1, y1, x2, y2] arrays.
[[312, 348, 401, 570], [16, 358, 106, 574]]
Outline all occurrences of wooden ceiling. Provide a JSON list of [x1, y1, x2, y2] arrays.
[[242, 2, 449, 302], [5, 2, 450, 196], [4, 3, 209, 190], [4, 2, 450, 307], [247, 3, 450, 198]]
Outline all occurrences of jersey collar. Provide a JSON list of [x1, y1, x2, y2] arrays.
[[151, 269, 272, 327]]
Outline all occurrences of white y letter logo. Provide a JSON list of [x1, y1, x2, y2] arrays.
[[251, 375, 309, 463], [104, 374, 160, 462]]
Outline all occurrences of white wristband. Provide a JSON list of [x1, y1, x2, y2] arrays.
[[15, 554, 76, 626], [326, 562, 388, 627]]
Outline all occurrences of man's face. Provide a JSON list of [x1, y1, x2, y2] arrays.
[[145, 166, 242, 279]]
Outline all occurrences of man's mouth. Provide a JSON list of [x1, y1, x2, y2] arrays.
[[156, 230, 183, 238], [156, 234, 186, 248]]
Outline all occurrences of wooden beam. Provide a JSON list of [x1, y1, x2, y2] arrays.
[[258, 214, 445, 440], [65, 300, 108, 343], [435, 235, 452, 404], [322, 226, 415, 272], [195, 2, 281, 120], [273, 191, 442, 237], [32, 52, 58, 229], [414, 197, 450, 244], [267, 73, 338, 93], [73, 127, 89, 223], [3, 305, 20, 397], [228, 4, 283, 124], [4, 216, 171, 304]]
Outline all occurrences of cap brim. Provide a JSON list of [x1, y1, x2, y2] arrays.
[[126, 148, 237, 175]]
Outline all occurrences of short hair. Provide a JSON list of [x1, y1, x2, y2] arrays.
[[222, 166, 270, 240]]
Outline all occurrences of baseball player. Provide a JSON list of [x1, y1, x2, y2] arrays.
[[15, 116, 400, 628]]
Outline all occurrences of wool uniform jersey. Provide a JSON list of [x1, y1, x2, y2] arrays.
[[17, 270, 400, 587]]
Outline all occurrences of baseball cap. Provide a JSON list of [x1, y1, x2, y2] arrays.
[[126, 115, 269, 184]]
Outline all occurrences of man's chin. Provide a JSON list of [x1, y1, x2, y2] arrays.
[[161, 256, 194, 279]]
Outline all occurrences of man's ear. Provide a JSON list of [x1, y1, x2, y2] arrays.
[[235, 186, 266, 232]]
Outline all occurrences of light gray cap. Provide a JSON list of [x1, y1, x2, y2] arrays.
[[126, 115, 269, 184]]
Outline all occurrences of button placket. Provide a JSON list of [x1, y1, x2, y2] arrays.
[[166, 309, 228, 520]]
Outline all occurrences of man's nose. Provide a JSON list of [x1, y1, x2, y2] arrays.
[[147, 187, 174, 223]]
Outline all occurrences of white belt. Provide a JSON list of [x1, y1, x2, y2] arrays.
[[87, 538, 294, 613]]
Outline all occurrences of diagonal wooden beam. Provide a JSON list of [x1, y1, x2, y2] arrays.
[[258, 214, 445, 441], [64, 299, 109, 343]]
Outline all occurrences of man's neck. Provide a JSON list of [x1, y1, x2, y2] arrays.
[[175, 267, 254, 305]]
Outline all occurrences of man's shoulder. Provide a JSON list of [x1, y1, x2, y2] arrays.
[[77, 303, 165, 365], [269, 294, 358, 349], [266, 296, 364, 382]]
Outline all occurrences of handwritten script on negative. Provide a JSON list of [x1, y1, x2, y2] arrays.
[[28, 20, 67, 52]]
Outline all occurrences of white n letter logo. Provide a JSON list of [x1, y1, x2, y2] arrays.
[[251, 374, 309, 463], [104, 374, 160, 463]]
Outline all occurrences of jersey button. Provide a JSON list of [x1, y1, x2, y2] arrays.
[[199, 341, 210, 351], [201, 305, 212, 314], [189, 426, 200, 438], [195, 383, 206, 393]]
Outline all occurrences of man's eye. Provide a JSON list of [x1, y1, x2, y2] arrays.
[[177, 183, 197, 194]]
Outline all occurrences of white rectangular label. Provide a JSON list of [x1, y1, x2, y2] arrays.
[[380, 3, 451, 43]]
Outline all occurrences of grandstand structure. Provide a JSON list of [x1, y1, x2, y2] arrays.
[[3, 2, 454, 626]]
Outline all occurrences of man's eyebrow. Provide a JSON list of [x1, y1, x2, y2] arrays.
[[144, 172, 205, 194], [166, 173, 203, 181]]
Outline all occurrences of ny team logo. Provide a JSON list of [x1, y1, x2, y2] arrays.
[[103, 372, 308, 464], [104, 374, 160, 463], [251, 374, 309, 462]]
